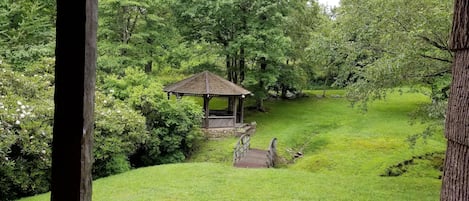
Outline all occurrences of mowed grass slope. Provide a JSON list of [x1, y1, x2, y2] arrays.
[[21, 163, 440, 201], [20, 90, 445, 201], [191, 90, 445, 177]]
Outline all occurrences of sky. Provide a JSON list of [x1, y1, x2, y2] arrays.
[[317, 0, 340, 7]]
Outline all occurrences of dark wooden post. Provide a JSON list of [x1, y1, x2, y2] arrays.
[[232, 96, 238, 127], [51, 0, 97, 200], [204, 95, 210, 128], [239, 97, 245, 124], [441, 0, 469, 200]]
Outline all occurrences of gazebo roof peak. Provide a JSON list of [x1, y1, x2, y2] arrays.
[[163, 71, 251, 96]]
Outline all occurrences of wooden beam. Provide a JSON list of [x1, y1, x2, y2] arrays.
[[239, 97, 245, 124], [204, 95, 210, 129], [233, 96, 238, 127], [51, 0, 97, 200]]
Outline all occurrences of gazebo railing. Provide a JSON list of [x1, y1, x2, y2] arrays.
[[202, 115, 236, 128]]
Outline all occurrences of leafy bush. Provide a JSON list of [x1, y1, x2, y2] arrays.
[[0, 62, 206, 199], [101, 68, 205, 166], [273, 64, 308, 98], [0, 62, 54, 200], [0, 62, 154, 199], [127, 82, 204, 166], [93, 92, 148, 178]]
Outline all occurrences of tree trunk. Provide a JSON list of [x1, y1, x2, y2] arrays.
[[145, 61, 152, 73], [226, 54, 232, 81], [233, 56, 238, 84], [239, 2, 248, 84], [240, 47, 245, 83], [441, 0, 469, 200], [256, 57, 267, 112], [51, 0, 97, 200], [322, 76, 329, 98], [281, 84, 287, 99]]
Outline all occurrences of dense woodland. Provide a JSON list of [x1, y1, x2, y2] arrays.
[[0, 0, 453, 200]]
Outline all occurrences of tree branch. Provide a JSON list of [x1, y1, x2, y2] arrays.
[[418, 35, 450, 52], [422, 68, 451, 79], [419, 54, 452, 63]]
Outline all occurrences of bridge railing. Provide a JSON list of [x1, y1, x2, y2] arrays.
[[233, 134, 251, 165], [266, 138, 277, 168]]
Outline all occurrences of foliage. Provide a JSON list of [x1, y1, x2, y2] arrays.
[[173, 0, 307, 109], [304, 14, 345, 89], [0, 0, 55, 70], [0, 61, 153, 199], [273, 63, 308, 98], [184, 62, 225, 76], [0, 61, 202, 198], [333, 0, 453, 105], [93, 92, 148, 178], [0, 60, 54, 200], [131, 83, 204, 165], [302, 0, 453, 142], [98, 0, 181, 74], [284, 0, 321, 63], [101, 68, 205, 167]]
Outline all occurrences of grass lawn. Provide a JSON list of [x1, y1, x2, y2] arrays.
[[19, 90, 446, 201], [190, 90, 445, 176], [20, 163, 441, 201]]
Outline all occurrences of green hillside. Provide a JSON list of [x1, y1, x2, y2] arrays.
[[20, 90, 445, 201]]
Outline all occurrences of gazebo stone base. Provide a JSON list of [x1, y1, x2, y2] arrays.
[[202, 122, 256, 139]]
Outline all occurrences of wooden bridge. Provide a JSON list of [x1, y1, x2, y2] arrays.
[[233, 134, 277, 168]]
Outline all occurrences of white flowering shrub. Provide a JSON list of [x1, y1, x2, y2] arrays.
[[1, 60, 150, 199], [0, 61, 54, 200], [0, 62, 204, 199]]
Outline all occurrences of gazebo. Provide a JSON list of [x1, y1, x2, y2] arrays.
[[164, 71, 251, 129]]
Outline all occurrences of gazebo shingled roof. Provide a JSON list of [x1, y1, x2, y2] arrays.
[[163, 71, 251, 96]]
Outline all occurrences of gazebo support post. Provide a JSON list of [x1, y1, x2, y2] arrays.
[[204, 95, 210, 129], [232, 96, 238, 127], [239, 97, 244, 125]]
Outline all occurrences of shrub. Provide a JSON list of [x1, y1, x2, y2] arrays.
[[101, 68, 205, 167], [0, 62, 154, 199], [93, 92, 148, 178], [127, 82, 204, 166], [0, 62, 54, 200]]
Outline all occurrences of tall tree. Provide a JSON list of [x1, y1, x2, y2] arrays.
[[173, 0, 247, 84], [305, 13, 345, 96], [98, 0, 178, 74], [334, 0, 453, 105], [247, 0, 290, 110], [174, 0, 291, 110], [440, 0, 469, 199]]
